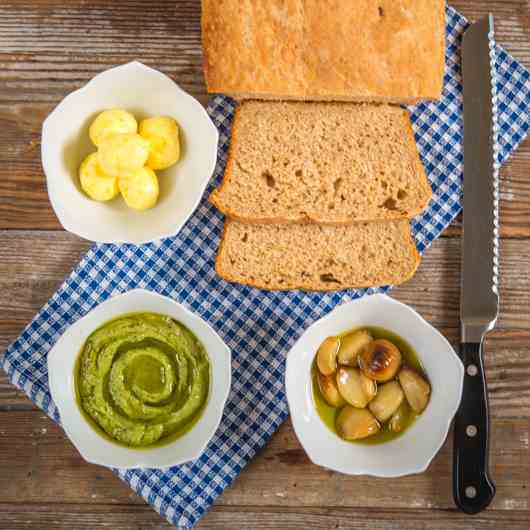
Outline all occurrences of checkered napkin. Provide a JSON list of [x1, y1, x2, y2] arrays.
[[2, 6, 529, 529]]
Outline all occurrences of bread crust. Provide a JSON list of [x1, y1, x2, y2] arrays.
[[202, 0, 445, 103], [229, 93, 430, 105], [215, 219, 421, 291], [210, 101, 433, 225]]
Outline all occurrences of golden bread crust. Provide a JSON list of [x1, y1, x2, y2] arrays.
[[202, 0, 445, 102]]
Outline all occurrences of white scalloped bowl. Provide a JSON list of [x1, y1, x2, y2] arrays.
[[285, 293, 464, 477], [47, 289, 231, 469], [42, 61, 218, 244]]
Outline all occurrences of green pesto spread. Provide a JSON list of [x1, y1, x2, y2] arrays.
[[75, 312, 210, 448]]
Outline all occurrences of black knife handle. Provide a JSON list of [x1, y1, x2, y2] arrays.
[[453, 342, 496, 514]]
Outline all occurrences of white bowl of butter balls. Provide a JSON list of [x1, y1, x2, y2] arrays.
[[42, 61, 219, 244]]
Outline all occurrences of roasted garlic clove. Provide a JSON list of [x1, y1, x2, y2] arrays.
[[368, 381, 404, 422], [389, 400, 410, 433], [317, 372, 346, 408], [360, 372, 377, 402], [359, 339, 402, 382], [336, 406, 380, 441], [398, 366, 431, 413], [337, 329, 373, 366], [336, 367, 372, 408], [316, 336, 340, 376]]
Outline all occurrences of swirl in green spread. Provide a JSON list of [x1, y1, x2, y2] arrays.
[[75, 312, 210, 448]]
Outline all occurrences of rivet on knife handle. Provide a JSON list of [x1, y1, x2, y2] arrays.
[[453, 342, 496, 514]]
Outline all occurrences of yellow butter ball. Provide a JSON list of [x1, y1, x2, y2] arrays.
[[119, 167, 160, 210], [89, 109, 137, 147], [139, 116, 180, 170], [79, 153, 119, 201], [98, 133, 150, 176]]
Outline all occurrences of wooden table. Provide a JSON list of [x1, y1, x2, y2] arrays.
[[1, 1, 529, 528]]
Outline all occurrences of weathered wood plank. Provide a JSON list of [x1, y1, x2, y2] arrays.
[[0, 137, 526, 234], [0, 0, 529, 232], [0, 1, 527, 104], [0, 232, 529, 343], [1, 233, 530, 416], [0, 372, 35, 410], [3, 329, 530, 419], [1, 504, 530, 530], [0, 412, 529, 511], [0, 1, 206, 105], [0, 115, 528, 233]]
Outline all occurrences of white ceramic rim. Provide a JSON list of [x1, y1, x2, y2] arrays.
[[285, 293, 464, 478], [47, 288, 231, 469], [41, 61, 219, 244]]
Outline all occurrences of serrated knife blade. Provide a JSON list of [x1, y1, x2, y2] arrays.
[[453, 15, 498, 515], [461, 14, 500, 340]]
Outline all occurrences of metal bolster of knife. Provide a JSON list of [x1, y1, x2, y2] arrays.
[[461, 320, 495, 345]]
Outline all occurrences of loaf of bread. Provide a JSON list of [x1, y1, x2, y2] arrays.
[[210, 101, 432, 225], [202, 0, 445, 103], [216, 219, 420, 291]]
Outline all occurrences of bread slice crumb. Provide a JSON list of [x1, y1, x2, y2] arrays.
[[216, 219, 420, 291], [210, 101, 432, 225]]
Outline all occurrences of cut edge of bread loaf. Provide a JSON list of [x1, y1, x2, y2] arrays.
[[215, 219, 421, 291]]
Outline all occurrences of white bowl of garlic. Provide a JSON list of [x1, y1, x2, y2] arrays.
[[285, 294, 464, 477], [42, 61, 219, 244]]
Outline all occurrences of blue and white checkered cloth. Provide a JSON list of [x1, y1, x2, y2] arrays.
[[2, 6, 529, 529]]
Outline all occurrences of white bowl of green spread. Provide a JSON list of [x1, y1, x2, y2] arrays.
[[285, 293, 464, 477], [47, 289, 231, 469]]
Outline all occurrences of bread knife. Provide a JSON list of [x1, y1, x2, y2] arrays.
[[453, 14, 499, 514]]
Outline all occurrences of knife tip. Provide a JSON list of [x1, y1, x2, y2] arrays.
[[463, 14, 494, 46]]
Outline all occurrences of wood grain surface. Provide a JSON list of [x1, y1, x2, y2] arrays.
[[1, 1, 529, 529]]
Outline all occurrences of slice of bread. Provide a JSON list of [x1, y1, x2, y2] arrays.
[[202, 0, 445, 103], [216, 219, 420, 291], [210, 101, 432, 225]]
